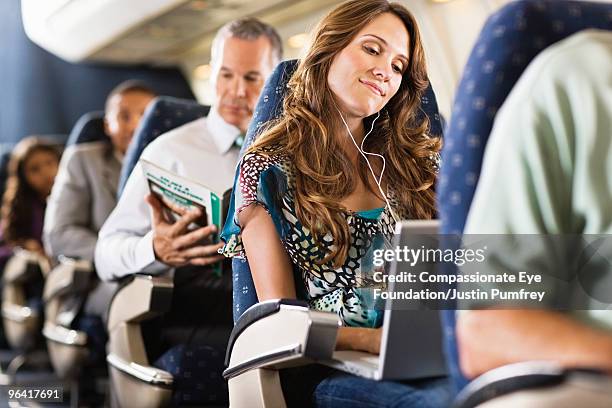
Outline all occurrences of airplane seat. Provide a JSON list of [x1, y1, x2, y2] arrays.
[[452, 362, 612, 408], [1, 248, 50, 352], [224, 59, 445, 408], [117, 96, 211, 196], [435, 0, 612, 404], [0, 135, 67, 380], [106, 97, 232, 407], [65, 111, 107, 146], [41, 112, 110, 383], [0, 250, 51, 384]]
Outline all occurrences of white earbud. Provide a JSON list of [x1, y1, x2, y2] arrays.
[[337, 109, 400, 224]]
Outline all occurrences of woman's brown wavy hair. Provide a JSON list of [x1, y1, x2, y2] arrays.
[[249, 0, 441, 267], [1, 136, 60, 246]]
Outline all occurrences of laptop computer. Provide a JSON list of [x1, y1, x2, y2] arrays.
[[321, 220, 447, 381]]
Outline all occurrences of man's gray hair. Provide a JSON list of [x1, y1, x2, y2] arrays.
[[211, 17, 283, 66]]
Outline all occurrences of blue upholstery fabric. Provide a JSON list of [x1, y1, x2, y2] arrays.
[[233, 60, 299, 322], [154, 344, 228, 406], [240, 60, 298, 155], [232, 59, 445, 322], [65, 111, 107, 146], [117, 96, 210, 196], [437, 0, 612, 393], [232, 257, 257, 322], [439, 0, 612, 236]]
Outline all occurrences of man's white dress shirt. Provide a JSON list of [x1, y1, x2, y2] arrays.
[[94, 107, 241, 281]]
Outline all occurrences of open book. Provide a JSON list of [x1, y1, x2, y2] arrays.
[[140, 159, 226, 231], [140, 159, 231, 276]]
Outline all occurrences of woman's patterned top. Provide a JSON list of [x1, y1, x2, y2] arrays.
[[221, 148, 413, 328]]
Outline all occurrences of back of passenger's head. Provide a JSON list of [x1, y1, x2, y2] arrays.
[[1, 136, 60, 244], [211, 18, 283, 70], [104, 80, 157, 155]]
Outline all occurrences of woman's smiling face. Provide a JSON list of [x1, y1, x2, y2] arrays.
[[327, 12, 409, 119]]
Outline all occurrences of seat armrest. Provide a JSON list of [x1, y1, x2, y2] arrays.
[[452, 361, 607, 408], [225, 298, 309, 365], [1, 249, 48, 351], [1, 302, 39, 323], [107, 274, 173, 333], [3, 249, 50, 284], [223, 299, 340, 380], [42, 322, 87, 346], [43, 257, 93, 302], [106, 273, 175, 407], [106, 354, 173, 386], [106, 273, 174, 387]]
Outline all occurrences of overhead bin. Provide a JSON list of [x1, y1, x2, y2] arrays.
[[20, 0, 334, 64], [22, 0, 185, 63]]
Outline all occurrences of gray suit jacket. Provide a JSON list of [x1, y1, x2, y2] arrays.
[[44, 141, 121, 261]]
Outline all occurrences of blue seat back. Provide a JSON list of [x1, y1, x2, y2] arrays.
[[117, 96, 210, 196], [232, 59, 445, 321], [65, 111, 107, 146], [437, 0, 612, 393]]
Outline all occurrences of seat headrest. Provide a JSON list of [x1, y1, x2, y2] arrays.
[[117, 96, 210, 196], [241, 59, 445, 156], [439, 0, 612, 236], [436, 0, 612, 394], [66, 111, 107, 147]]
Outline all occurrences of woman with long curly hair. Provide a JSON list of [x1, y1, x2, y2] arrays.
[[222, 0, 450, 405], [0, 136, 60, 268]]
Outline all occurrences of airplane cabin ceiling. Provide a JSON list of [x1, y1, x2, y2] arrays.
[[21, 0, 339, 65]]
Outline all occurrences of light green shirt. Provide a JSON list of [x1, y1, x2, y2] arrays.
[[464, 30, 612, 330]]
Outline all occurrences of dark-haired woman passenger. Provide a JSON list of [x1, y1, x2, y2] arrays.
[[0, 136, 60, 269], [221, 0, 451, 406]]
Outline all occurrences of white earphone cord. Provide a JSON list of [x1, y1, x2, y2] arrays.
[[337, 109, 400, 224]]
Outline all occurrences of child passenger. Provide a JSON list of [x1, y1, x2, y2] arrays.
[[221, 0, 450, 406], [0, 136, 60, 269]]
